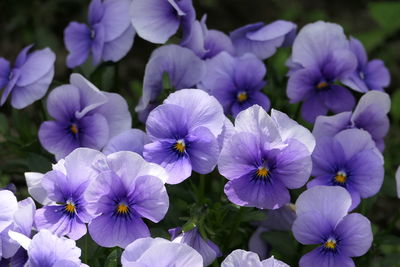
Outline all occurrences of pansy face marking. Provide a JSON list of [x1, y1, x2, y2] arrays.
[[316, 81, 329, 90], [70, 123, 79, 135], [64, 200, 76, 216], [324, 238, 337, 250], [116, 202, 130, 216], [237, 91, 248, 103], [256, 166, 269, 178], [335, 171, 347, 184], [173, 139, 186, 154]]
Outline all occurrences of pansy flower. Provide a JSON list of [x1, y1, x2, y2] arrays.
[[200, 52, 270, 117], [221, 249, 288, 267], [230, 20, 297, 60], [0, 45, 55, 109], [309, 128, 384, 210], [181, 15, 235, 60], [169, 227, 221, 266], [342, 37, 390, 92], [292, 186, 373, 267], [64, 0, 135, 68], [218, 105, 315, 209], [38, 73, 131, 160], [121, 237, 203, 267], [143, 89, 225, 184], [313, 90, 391, 151], [135, 45, 205, 122], [9, 229, 87, 267], [287, 21, 358, 122], [85, 151, 169, 248]]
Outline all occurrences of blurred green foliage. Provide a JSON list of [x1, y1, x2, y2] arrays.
[[0, 0, 399, 266]]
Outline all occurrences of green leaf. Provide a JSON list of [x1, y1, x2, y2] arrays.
[[369, 2, 400, 35], [104, 248, 121, 267], [0, 113, 8, 136]]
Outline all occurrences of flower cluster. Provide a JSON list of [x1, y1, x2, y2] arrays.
[[0, 0, 395, 266]]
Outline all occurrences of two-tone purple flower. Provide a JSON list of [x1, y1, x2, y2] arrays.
[[28, 148, 105, 240], [9, 229, 87, 267], [39, 73, 131, 160], [218, 105, 315, 209], [64, 0, 135, 68], [221, 249, 288, 267], [121, 237, 203, 266], [143, 89, 225, 184], [85, 151, 169, 248], [181, 15, 235, 60], [0, 45, 55, 109], [135, 45, 205, 122], [169, 227, 221, 266], [292, 186, 373, 267], [287, 21, 358, 122], [131, 0, 195, 44], [309, 129, 384, 210], [230, 20, 297, 60], [313, 90, 390, 151], [342, 37, 390, 92], [200, 52, 270, 117]]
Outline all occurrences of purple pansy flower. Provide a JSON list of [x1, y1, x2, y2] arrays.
[[131, 0, 195, 44], [0, 45, 55, 109], [85, 151, 169, 248], [230, 20, 297, 60], [169, 227, 222, 266], [221, 249, 288, 267], [143, 89, 225, 184], [38, 73, 131, 160], [64, 0, 135, 68], [292, 186, 373, 267], [249, 204, 296, 260], [342, 37, 390, 92], [218, 105, 315, 209], [103, 129, 150, 156], [313, 90, 390, 151], [200, 52, 270, 117], [135, 45, 206, 122], [181, 15, 235, 60], [9, 229, 86, 267], [31, 148, 105, 240], [287, 21, 358, 123], [0, 190, 18, 259], [308, 128, 384, 210], [121, 237, 203, 267]]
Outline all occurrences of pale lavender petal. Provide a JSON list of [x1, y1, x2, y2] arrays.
[[0, 191, 18, 232], [312, 112, 352, 140], [46, 85, 81, 121], [221, 249, 263, 267], [25, 172, 52, 205], [88, 0, 104, 25], [301, 94, 329, 123], [102, 25, 135, 62], [292, 211, 333, 244], [101, 0, 132, 42], [79, 113, 109, 149], [103, 129, 150, 156], [64, 22, 91, 68], [91, 23, 105, 66], [299, 248, 355, 267], [334, 129, 378, 161], [364, 59, 390, 91], [0, 58, 10, 89]]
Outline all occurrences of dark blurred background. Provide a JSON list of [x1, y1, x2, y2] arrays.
[[0, 0, 400, 266]]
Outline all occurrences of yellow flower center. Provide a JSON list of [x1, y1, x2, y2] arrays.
[[117, 203, 129, 214], [70, 124, 79, 134], [65, 202, 76, 214], [237, 91, 248, 102], [335, 171, 347, 184], [256, 167, 269, 178], [316, 81, 329, 89], [324, 239, 337, 249], [174, 139, 185, 153]]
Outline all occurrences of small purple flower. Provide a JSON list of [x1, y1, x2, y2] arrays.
[[0, 45, 55, 109], [131, 0, 195, 44], [64, 0, 135, 68], [200, 52, 270, 117], [9, 229, 86, 267], [313, 91, 390, 151], [221, 249, 288, 267], [103, 129, 150, 156], [292, 186, 373, 267], [169, 227, 221, 266], [121, 237, 203, 266], [309, 128, 384, 210], [32, 148, 105, 240], [287, 21, 358, 123], [218, 105, 315, 209], [181, 15, 235, 60], [135, 45, 205, 122], [85, 151, 169, 248], [38, 73, 131, 160], [249, 204, 296, 260], [230, 20, 297, 60], [143, 89, 225, 184], [342, 37, 390, 92]]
